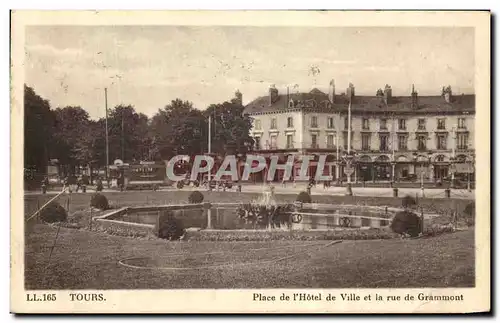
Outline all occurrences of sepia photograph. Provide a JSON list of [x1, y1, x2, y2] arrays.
[[11, 10, 490, 313]]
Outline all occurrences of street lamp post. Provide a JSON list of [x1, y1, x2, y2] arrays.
[[104, 88, 110, 187], [449, 156, 456, 189], [466, 157, 472, 192], [390, 160, 396, 187], [466, 155, 475, 192], [451, 126, 456, 188], [390, 116, 396, 186], [342, 150, 356, 196], [207, 114, 212, 191], [413, 152, 430, 198]]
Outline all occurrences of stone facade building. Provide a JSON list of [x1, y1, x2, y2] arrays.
[[243, 81, 475, 184]]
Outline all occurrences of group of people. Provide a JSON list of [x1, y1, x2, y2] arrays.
[[41, 174, 105, 194]]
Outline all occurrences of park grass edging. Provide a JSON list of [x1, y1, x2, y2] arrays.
[[186, 228, 400, 241]]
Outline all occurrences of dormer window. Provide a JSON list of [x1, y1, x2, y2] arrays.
[[288, 99, 294, 109]]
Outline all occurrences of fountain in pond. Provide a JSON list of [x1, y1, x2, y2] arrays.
[[236, 185, 298, 230]]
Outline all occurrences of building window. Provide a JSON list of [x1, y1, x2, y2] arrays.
[[362, 118, 370, 130], [362, 134, 370, 151], [270, 118, 277, 130], [417, 135, 427, 151], [457, 133, 469, 150], [311, 134, 318, 148], [286, 134, 294, 149], [344, 116, 349, 130], [437, 118, 446, 130], [327, 135, 335, 148], [254, 119, 261, 130], [418, 118, 426, 130], [287, 117, 294, 128], [254, 137, 261, 150], [398, 119, 406, 130], [398, 135, 407, 150], [270, 135, 277, 149], [437, 134, 447, 150], [327, 117, 334, 129], [311, 116, 318, 128], [458, 118, 466, 129], [380, 119, 387, 130], [379, 134, 389, 151]]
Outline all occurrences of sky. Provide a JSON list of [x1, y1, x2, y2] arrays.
[[25, 26, 474, 119]]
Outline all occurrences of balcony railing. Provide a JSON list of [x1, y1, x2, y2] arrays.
[[310, 144, 319, 149], [286, 144, 294, 149]]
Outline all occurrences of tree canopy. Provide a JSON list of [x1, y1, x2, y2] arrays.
[[24, 86, 254, 177]]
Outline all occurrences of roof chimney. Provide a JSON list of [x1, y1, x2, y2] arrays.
[[328, 79, 335, 103], [442, 85, 452, 103], [383, 84, 392, 104], [346, 83, 355, 102], [268, 84, 279, 106], [411, 84, 418, 109]]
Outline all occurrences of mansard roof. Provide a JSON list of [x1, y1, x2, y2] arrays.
[[244, 92, 475, 116]]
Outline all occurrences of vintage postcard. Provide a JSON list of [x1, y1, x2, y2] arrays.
[[11, 10, 490, 313]]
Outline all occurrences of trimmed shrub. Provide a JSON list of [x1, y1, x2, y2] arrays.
[[188, 190, 204, 204], [90, 193, 109, 210], [463, 202, 475, 226], [296, 191, 312, 204], [176, 181, 184, 189], [154, 210, 185, 240], [40, 202, 67, 223], [402, 195, 417, 209], [390, 210, 422, 237]]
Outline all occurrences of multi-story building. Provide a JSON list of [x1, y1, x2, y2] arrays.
[[243, 81, 475, 183]]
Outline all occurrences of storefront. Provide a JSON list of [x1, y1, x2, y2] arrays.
[[357, 155, 373, 182], [374, 155, 391, 181], [433, 155, 449, 181], [395, 155, 410, 181]]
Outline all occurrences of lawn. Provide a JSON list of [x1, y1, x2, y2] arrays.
[[25, 223, 475, 289]]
